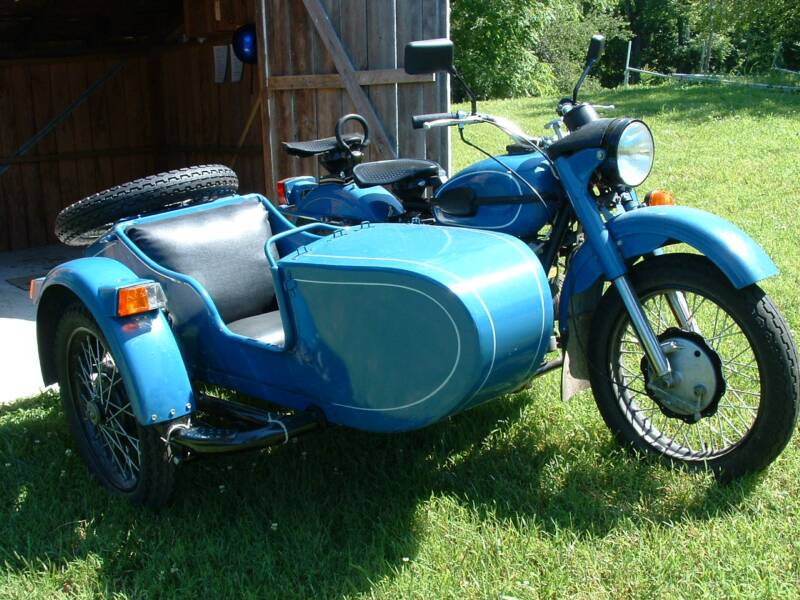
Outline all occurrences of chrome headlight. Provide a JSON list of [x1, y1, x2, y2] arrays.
[[602, 119, 654, 187]]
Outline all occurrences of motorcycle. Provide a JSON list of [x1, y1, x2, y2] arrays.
[[39, 36, 798, 507], [275, 35, 800, 479]]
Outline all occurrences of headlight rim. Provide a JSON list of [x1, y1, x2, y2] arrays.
[[601, 118, 655, 188]]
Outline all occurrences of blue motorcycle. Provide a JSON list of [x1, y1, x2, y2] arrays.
[[36, 37, 797, 508], [277, 35, 800, 479]]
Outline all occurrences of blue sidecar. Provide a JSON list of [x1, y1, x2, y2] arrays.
[[32, 193, 552, 505]]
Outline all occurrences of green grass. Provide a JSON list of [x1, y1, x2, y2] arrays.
[[2, 83, 800, 599]]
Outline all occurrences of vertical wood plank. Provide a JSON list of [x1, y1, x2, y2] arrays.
[[311, 0, 341, 180], [67, 61, 99, 200], [29, 63, 62, 243], [86, 58, 116, 191], [147, 53, 167, 173], [290, 0, 319, 176], [339, 0, 368, 117], [0, 66, 28, 250], [49, 63, 81, 210], [396, 0, 426, 160], [104, 57, 134, 186], [367, 0, 398, 160], [255, 0, 276, 200], [269, 0, 297, 180], [10, 64, 48, 246]]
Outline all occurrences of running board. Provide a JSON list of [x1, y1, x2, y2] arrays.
[[170, 412, 319, 454]]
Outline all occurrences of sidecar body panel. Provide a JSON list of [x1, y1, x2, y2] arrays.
[[88, 196, 552, 432], [280, 224, 553, 429]]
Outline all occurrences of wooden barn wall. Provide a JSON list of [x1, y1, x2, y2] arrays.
[[264, 0, 450, 184], [0, 45, 264, 251], [155, 44, 265, 197], [0, 56, 157, 250]]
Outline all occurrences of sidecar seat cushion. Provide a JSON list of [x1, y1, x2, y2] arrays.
[[126, 199, 278, 324], [226, 311, 285, 346]]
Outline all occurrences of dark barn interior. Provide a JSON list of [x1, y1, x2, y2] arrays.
[[0, 0, 450, 252], [0, 0, 266, 251]]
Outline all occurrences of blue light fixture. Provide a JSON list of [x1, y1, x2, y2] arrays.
[[232, 23, 257, 64]]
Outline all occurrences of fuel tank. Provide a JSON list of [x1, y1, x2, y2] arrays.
[[433, 150, 563, 238]]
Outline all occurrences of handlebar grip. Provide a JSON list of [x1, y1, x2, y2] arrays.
[[411, 112, 460, 129]]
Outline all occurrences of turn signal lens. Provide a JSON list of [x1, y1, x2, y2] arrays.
[[117, 283, 166, 317], [28, 279, 36, 300], [276, 179, 288, 206], [645, 189, 676, 206]]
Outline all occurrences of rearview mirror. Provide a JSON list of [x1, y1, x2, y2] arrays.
[[404, 39, 454, 75], [586, 34, 605, 64]]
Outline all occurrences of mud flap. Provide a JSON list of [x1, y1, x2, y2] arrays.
[[561, 280, 603, 401]]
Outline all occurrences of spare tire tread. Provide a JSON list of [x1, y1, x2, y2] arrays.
[[55, 165, 238, 246]]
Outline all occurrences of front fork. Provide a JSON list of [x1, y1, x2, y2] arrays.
[[613, 248, 699, 385], [555, 151, 695, 389]]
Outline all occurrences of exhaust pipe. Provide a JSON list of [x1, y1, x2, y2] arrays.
[[169, 412, 319, 454]]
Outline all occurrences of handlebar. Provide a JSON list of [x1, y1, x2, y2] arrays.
[[411, 112, 461, 129]]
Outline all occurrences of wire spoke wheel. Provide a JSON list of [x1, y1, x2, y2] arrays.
[[588, 254, 799, 479], [611, 289, 759, 460], [67, 327, 141, 490], [55, 304, 183, 507]]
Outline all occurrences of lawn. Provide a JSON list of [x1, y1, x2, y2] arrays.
[[2, 83, 800, 599]]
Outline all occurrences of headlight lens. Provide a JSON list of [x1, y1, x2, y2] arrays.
[[614, 121, 654, 187]]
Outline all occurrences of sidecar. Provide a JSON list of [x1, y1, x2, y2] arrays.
[[31, 194, 553, 483]]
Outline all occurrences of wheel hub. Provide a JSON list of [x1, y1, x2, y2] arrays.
[[642, 328, 726, 423], [85, 399, 103, 426]]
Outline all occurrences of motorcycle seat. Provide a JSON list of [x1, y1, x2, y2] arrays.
[[352, 159, 443, 188], [282, 134, 366, 157]]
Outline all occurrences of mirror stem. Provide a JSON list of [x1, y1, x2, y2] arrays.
[[449, 66, 478, 115], [572, 58, 596, 103]]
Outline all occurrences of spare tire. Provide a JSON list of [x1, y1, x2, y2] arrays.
[[55, 165, 239, 246]]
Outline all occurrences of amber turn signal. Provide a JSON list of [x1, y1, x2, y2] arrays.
[[117, 283, 166, 317], [645, 189, 676, 206]]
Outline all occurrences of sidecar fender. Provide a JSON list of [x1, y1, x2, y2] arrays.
[[34, 257, 193, 425], [559, 205, 777, 336]]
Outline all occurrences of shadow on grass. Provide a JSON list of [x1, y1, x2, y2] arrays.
[[0, 388, 759, 597]]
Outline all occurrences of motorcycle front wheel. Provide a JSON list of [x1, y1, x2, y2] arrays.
[[588, 253, 799, 480]]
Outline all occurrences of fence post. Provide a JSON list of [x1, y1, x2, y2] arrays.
[[624, 40, 632, 87]]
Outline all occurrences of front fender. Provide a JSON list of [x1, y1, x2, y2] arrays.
[[35, 257, 193, 425], [559, 205, 777, 335]]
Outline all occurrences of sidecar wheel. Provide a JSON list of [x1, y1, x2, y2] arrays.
[[55, 304, 183, 508], [588, 253, 799, 480]]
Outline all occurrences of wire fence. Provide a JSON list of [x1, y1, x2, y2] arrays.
[[623, 40, 800, 93]]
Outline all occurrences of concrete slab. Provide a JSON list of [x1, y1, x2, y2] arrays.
[[0, 244, 83, 404]]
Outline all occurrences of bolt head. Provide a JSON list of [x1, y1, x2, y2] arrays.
[[150, 414, 157, 422], [169, 409, 176, 417], [185, 403, 192, 411]]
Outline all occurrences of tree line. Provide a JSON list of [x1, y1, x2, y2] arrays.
[[450, 0, 800, 99]]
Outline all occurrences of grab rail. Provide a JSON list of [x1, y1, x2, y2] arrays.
[[264, 222, 343, 269]]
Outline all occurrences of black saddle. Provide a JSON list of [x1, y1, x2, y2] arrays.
[[352, 159, 443, 188], [282, 134, 366, 158]]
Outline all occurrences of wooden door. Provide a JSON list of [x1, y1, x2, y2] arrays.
[[254, 0, 450, 200]]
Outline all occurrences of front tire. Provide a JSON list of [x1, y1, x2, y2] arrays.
[[588, 254, 799, 480], [55, 304, 183, 507]]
